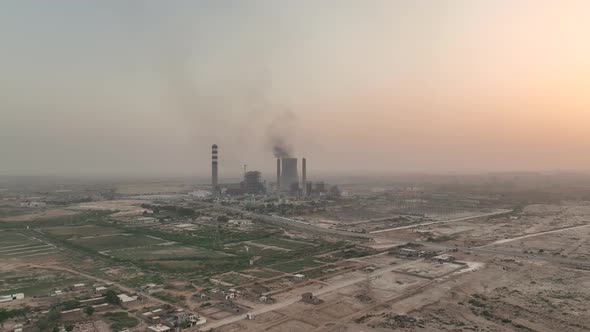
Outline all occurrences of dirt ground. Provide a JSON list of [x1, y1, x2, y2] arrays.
[[0, 208, 80, 221]]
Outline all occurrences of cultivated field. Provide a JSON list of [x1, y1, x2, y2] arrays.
[[69, 234, 166, 251], [107, 243, 228, 260], [0, 231, 58, 260]]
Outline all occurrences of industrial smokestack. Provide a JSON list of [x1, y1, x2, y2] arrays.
[[212, 144, 218, 193], [302, 158, 307, 195], [276, 158, 281, 192]]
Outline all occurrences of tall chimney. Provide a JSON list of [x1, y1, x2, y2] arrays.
[[212, 144, 218, 193], [302, 158, 307, 195], [276, 158, 281, 192]]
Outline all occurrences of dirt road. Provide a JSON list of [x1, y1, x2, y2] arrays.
[[370, 209, 512, 234], [482, 223, 590, 246]]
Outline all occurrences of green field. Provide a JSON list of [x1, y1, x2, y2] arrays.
[[268, 257, 325, 273], [0, 231, 58, 259], [252, 237, 316, 250], [108, 243, 228, 260], [0, 205, 36, 218], [0, 211, 111, 229], [226, 243, 283, 256], [44, 225, 123, 238], [299, 264, 339, 279], [0, 231, 39, 247], [0, 270, 87, 297], [69, 234, 166, 251], [104, 312, 139, 330], [240, 269, 283, 279], [213, 272, 256, 286], [143, 257, 250, 275]]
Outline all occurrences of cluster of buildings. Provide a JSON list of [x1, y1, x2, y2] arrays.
[[143, 307, 206, 331], [210, 144, 334, 197], [389, 244, 458, 264]]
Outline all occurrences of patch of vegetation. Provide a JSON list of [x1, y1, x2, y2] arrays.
[[256, 241, 349, 266], [43, 225, 123, 239], [35, 307, 60, 331], [268, 257, 324, 273], [0, 211, 112, 229], [105, 290, 121, 305], [252, 237, 316, 250], [332, 247, 377, 259], [124, 225, 277, 251], [427, 234, 459, 243], [69, 234, 165, 251], [0, 206, 36, 218], [84, 306, 95, 316], [103, 311, 139, 331], [354, 313, 375, 323], [60, 300, 81, 311], [143, 256, 250, 276], [468, 298, 487, 308], [152, 291, 186, 303], [240, 269, 282, 279], [122, 274, 165, 288], [0, 307, 30, 324], [301, 265, 338, 279]]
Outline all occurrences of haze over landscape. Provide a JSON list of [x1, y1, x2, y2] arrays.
[[3, 3, 590, 332], [2, 0, 589, 176]]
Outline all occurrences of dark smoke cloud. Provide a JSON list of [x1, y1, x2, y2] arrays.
[[267, 110, 296, 158], [271, 136, 293, 158]]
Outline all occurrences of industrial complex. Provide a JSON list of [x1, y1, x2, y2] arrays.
[[209, 144, 333, 198]]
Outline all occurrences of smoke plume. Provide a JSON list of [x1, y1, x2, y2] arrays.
[[271, 136, 293, 158], [267, 110, 296, 158]]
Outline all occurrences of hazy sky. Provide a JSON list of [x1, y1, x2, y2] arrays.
[[1, 1, 589, 177]]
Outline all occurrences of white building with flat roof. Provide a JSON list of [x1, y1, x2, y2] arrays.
[[148, 324, 171, 332]]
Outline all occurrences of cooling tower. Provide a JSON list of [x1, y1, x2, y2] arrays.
[[281, 158, 299, 191]]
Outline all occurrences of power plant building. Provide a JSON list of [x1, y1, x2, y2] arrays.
[[280, 158, 299, 192], [242, 171, 265, 194]]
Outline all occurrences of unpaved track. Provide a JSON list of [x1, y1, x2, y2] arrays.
[[482, 223, 590, 246], [370, 210, 512, 234]]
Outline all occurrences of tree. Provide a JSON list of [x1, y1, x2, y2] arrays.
[[65, 324, 75, 332], [61, 300, 81, 311], [35, 318, 49, 331], [0, 309, 9, 329], [84, 306, 95, 316], [47, 308, 61, 323], [105, 290, 121, 305]]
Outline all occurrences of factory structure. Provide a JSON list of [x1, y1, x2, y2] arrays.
[[209, 144, 330, 197], [278, 158, 299, 193]]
